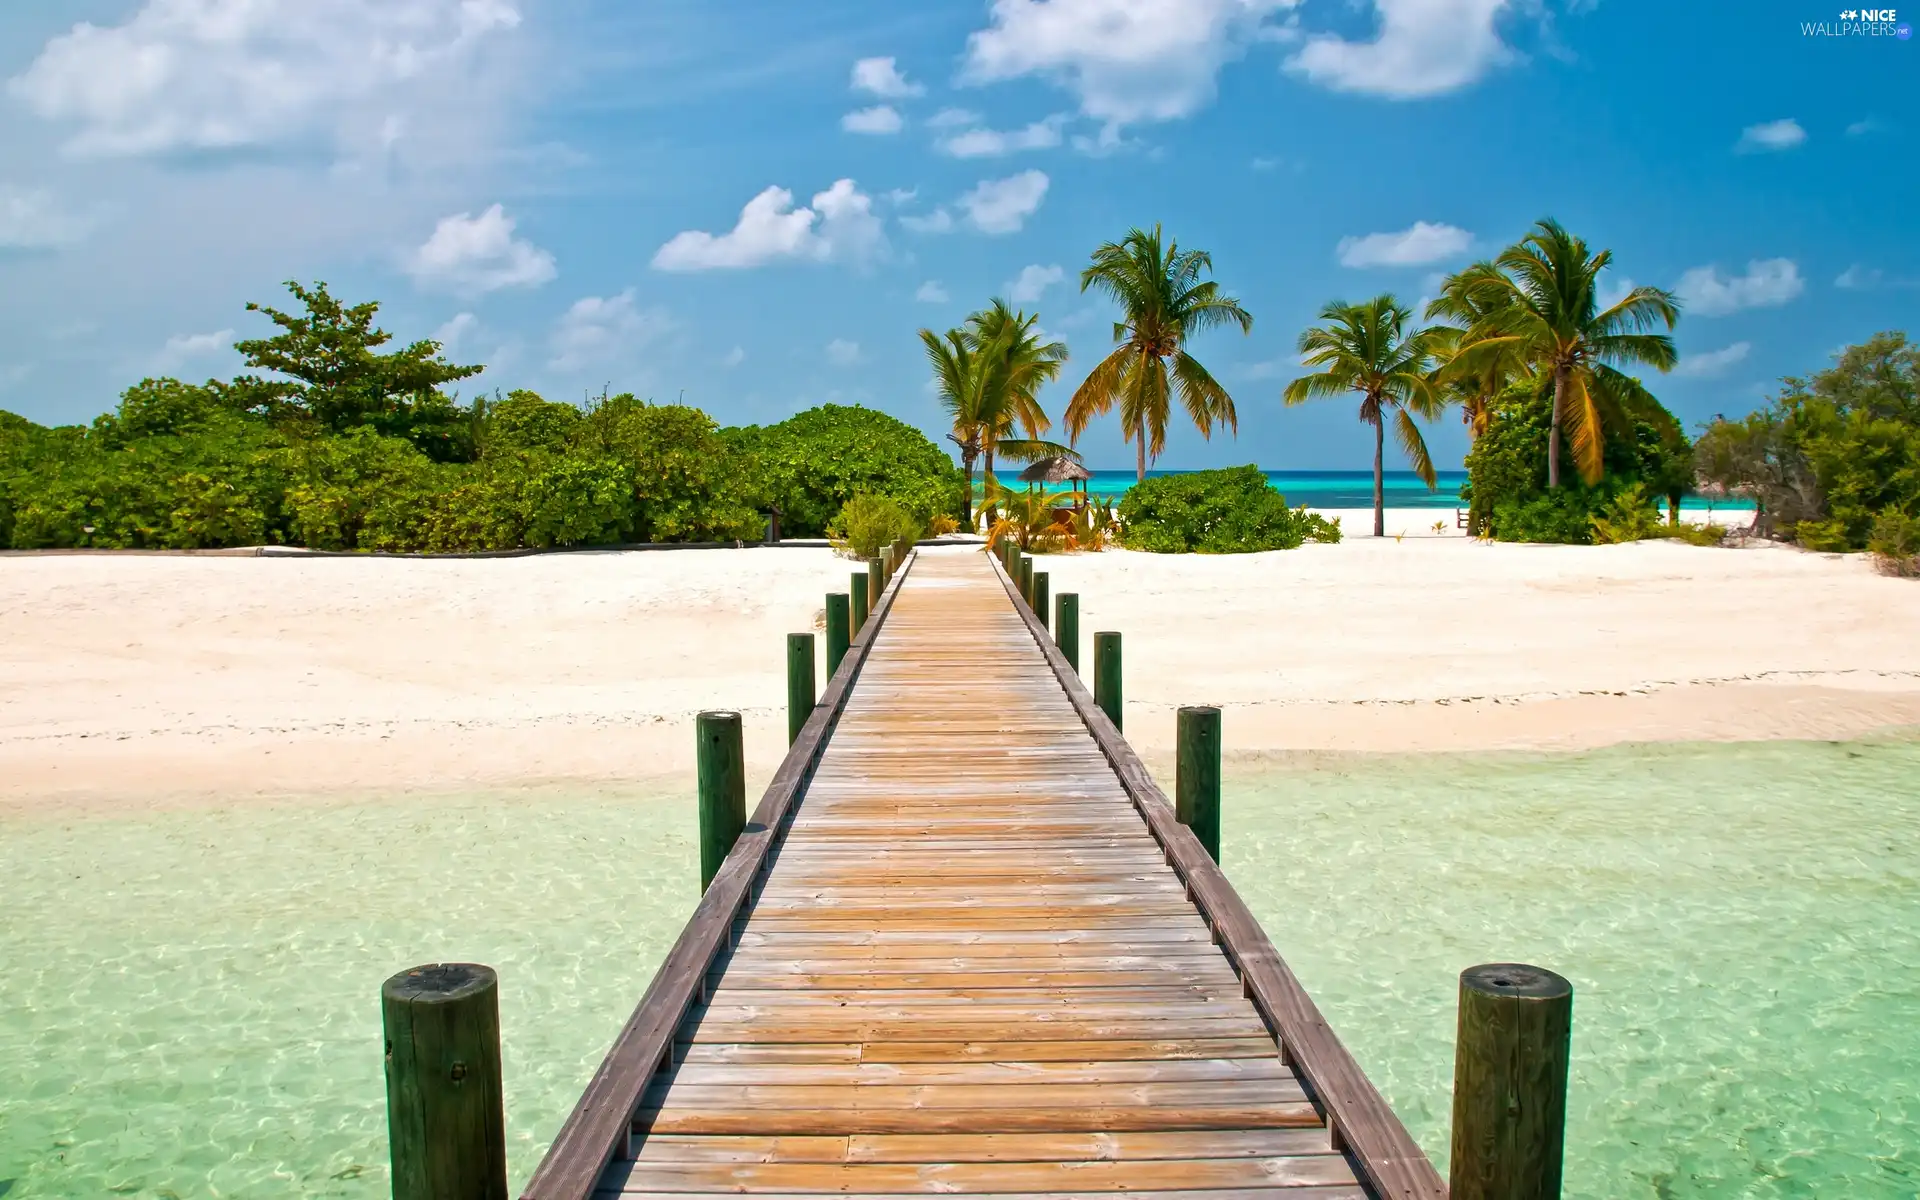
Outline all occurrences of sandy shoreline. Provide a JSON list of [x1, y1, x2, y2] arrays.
[[4, 515, 1915, 810]]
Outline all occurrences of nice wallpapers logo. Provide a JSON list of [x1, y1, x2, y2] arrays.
[[1803, 7, 1913, 35]]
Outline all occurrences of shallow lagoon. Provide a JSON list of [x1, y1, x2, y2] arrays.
[[2, 736, 1916, 1198]]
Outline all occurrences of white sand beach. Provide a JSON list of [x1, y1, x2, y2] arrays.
[[3, 529, 1916, 809]]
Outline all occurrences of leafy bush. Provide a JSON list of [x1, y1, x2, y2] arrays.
[[729, 404, 964, 536], [927, 513, 961, 536], [1589, 484, 1668, 544], [1868, 510, 1920, 577], [1117, 466, 1341, 553], [828, 495, 923, 560]]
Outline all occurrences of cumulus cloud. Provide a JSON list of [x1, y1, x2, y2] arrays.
[[1287, 0, 1515, 98], [937, 115, 1068, 158], [916, 280, 950, 302], [851, 56, 924, 99], [722, 345, 745, 368], [826, 338, 862, 365], [0, 185, 93, 247], [929, 108, 983, 129], [1007, 264, 1065, 302], [406, 205, 556, 294], [961, 0, 1288, 126], [958, 170, 1050, 235], [1736, 119, 1806, 153], [901, 208, 956, 234], [1336, 221, 1472, 268], [652, 180, 884, 271], [8, 0, 520, 158], [1675, 259, 1804, 317], [842, 105, 904, 135], [1674, 341, 1752, 378], [548, 289, 670, 372], [154, 328, 235, 372], [1596, 274, 1637, 311], [432, 312, 479, 354]]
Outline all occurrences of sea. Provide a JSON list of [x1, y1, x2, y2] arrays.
[[3, 735, 1914, 1197], [1012, 470, 1753, 513]]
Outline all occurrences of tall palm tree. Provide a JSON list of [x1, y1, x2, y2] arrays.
[[1437, 219, 1679, 488], [1284, 295, 1446, 538], [922, 327, 989, 527], [1424, 290, 1529, 443], [1065, 225, 1253, 482]]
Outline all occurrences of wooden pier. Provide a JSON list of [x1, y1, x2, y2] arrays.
[[521, 547, 1448, 1200]]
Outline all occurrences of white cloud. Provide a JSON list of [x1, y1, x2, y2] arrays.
[[1336, 221, 1472, 268], [1674, 341, 1751, 378], [1835, 264, 1879, 290], [1007, 263, 1065, 303], [1735, 118, 1806, 153], [652, 179, 884, 271], [432, 312, 478, 354], [8, 0, 520, 158], [916, 280, 950, 303], [406, 204, 556, 295], [722, 345, 746, 368], [958, 170, 1050, 234], [937, 114, 1069, 158], [826, 338, 862, 366], [154, 328, 235, 372], [901, 208, 956, 234], [1596, 273, 1637, 311], [1287, 0, 1515, 99], [1675, 259, 1804, 317], [961, 0, 1288, 126], [0, 185, 92, 247], [851, 56, 923, 99], [548, 289, 670, 372], [1846, 116, 1886, 137], [929, 108, 984, 129], [1238, 357, 1297, 381], [842, 105, 904, 135]]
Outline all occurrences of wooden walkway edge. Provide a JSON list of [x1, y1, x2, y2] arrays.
[[520, 549, 1446, 1200]]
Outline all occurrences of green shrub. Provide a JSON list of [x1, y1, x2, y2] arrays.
[[1117, 466, 1341, 553], [828, 495, 922, 560], [728, 405, 964, 536], [1589, 483, 1668, 544], [1868, 509, 1920, 576]]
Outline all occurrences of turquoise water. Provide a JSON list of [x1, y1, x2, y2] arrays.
[[2, 738, 1913, 1197], [988, 470, 1752, 512]]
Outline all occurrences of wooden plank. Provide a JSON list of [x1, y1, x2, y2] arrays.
[[629, 1128, 1333, 1164], [673, 1039, 1283, 1066], [601, 1155, 1358, 1192], [600, 1189, 1368, 1200], [632, 1104, 1325, 1136], [659, 1059, 1294, 1087], [640, 1079, 1309, 1110]]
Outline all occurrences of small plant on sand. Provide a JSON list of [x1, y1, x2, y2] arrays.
[[828, 494, 922, 560], [985, 484, 1074, 553], [1869, 510, 1920, 577], [1589, 484, 1667, 544], [927, 513, 961, 536]]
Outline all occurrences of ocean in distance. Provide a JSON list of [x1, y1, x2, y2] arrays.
[[1007, 469, 1755, 513]]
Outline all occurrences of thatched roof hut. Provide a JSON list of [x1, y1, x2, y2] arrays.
[[1017, 456, 1092, 487]]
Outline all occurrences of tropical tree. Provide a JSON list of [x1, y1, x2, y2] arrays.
[[1065, 225, 1253, 481], [1425, 287, 1530, 443], [1433, 220, 1679, 488], [922, 327, 990, 527], [1284, 295, 1446, 538], [923, 300, 1071, 528]]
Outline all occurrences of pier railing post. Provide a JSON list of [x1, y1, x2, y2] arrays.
[[825, 593, 850, 676], [1056, 593, 1079, 672], [1176, 706, 1222, 861], [851, 572, 870, 636], [1019, 556, 1034, 608], [696, 711, 746, 891], [382, 963, 508, 1200], [1094, 632, 1123, 731], [1033, 571, 1050, 633], [867, 557, 884, 611], [786, 633, 816, 745], [1450, 963, 1573, 1200], [880, 546, 894, 587]]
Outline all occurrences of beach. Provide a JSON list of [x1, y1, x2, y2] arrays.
[[3, 526, 1915, 808]]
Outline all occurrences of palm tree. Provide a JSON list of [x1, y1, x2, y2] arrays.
[[1435, 219, 1679, 488], [1284, 295, 1446, 538], [1424, 290, 1529, 443], [923, 302, 1072, 529], [1065, 225, 1253, 482], [922, 327, 989, 528]]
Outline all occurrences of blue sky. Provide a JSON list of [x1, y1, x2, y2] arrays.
[[0, 0, 1914, 470]]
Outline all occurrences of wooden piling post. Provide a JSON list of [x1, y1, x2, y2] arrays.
[[382, 963, 508, 1200], [825, 593, 850, 677], [851, 572, 870, 637], [786, 633, 815, 745], [867, 558, 884, 610], [1094, 632, 1123, 731], [1176, 706, 1222, 861], [696, 711, 746, 891], [1450, 963, 1574, 1200], [1019, 556, 1035, 608], [1033, 571, 1050, 633], [880, 546, 894, 587], [1056, 593, 1080, 672]]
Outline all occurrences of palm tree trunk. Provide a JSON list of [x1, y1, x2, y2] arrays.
[[960, 451, 976, 528], [983, 449, 996, 527], [1372, 415, 1385, 538], [1135, 428, 1147, 484], [1548, 366, 1567, 490]]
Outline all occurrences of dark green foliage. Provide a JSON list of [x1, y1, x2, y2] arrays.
[[828, 495, 923, 560], [1463, 381, 1690, 544], [1869, 510, 1920, 576], [1116, 465, 1341, 553], [727, 404, 965, 536], [1695, 332, 1920, 549]]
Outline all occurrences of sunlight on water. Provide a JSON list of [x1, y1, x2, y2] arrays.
[[3, 738, 1915, 1198], [0, 788, 697, 1198], [1228, 735, 1920, 1199]]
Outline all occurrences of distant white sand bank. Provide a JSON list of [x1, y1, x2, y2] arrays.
[[4, 536, 1915, 808]]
